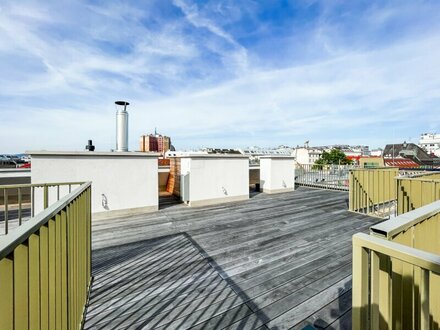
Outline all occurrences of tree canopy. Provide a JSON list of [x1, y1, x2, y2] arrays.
[[314, 148, 353, 166]]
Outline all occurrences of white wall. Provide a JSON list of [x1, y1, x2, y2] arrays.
[[260, 157, 295, 194], [295, 148, 310, 164], [180, 155, 249, 206], [29, 151, 159, 218]]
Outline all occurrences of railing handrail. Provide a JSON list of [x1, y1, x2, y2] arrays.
[[350, 166, 398, 171], [353, 233, 440, 273], [370, 200, 440, 239], [400, 171, 440, 178], [0, 181, 91, 259], [396, 176, 440, 182], [0, 181, 84, 189]]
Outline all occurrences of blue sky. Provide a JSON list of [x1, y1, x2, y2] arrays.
[[1, 0, 440, 153]]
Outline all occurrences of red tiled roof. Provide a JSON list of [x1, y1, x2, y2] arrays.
[[384, 158, 420, 168]]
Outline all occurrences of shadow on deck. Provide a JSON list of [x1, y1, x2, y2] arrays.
[[84, 187, 380, 329]]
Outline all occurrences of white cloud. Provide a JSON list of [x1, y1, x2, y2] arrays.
[[1, 1, 440, 153]]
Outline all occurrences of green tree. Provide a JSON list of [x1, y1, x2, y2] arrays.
[[314, 148, 353, 167]]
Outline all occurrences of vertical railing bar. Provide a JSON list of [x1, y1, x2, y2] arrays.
[[18, 187, 22, 226], [4, 188, 8, 235], [420, 268, 430, 329], [69, 185, 71, 194], [370, 250, 380, 329], [44, 184, 49, 210], [31, 186, 35, 217], [0, 182, 90, 328], [352, 242, 370, 329]]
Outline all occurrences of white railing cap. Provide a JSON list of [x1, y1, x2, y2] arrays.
[[353, 233, 440, 273], [370, 200, 440, 238]]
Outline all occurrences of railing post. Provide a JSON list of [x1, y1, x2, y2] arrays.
[[371, 251, 380, 329], [4, 188, 8, 235], [0, 257, 13, 329], [18, 187, 22, 226], [31, 186, 35, 217], [44, 184, 49, 209], [353, 237, 370, 330], [420, 268, 430, 329]]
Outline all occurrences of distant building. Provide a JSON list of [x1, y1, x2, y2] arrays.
[[238, 146, 293, 164], [383, 158, 420, 168], [157, 135, 171, 153], [203, 148, 242, 155], [419, 133, 440, 157], [140, 131, 172, 154], [359, 156, 384, 168], [165, 150, 208, 158], [383, 142, 440, 167], [370, 148, 383, 157], [319, 145, 370, 156], [139, 134, 158, 152], [294, 147, 323, 165]]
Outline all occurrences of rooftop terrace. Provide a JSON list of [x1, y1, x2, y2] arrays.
[[84, 187, 379, 329]]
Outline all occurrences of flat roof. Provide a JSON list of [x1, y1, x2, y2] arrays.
[[260, 155, 295, 159], [173, 154, 249, 159], [27, 151, 160, 158]]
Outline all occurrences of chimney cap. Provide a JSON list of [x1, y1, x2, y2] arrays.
[[115, 101, 130, 106]]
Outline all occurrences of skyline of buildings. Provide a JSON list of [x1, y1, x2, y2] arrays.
[[139, 130, 172, 155]]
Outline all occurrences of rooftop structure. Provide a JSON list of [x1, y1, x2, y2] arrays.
[[238, 146, 294, 164], [115, 101, 129, 152]]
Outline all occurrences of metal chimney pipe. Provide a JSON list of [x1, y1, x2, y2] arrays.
[[115, 101, 129, 152]]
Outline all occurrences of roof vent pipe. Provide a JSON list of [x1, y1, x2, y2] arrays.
[[115, 101, 129, 152], [85, 140, 95, 151]]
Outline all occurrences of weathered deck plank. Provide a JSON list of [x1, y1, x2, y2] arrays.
[[84, 187, 379, 329]]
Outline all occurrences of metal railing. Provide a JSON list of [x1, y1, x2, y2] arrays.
[[396, 173, 440, 216], [1, 182, 83, 235], [0, 181, 92, 329], [349, 167, 399, 218], [295, 163, 355, 191], [353, 233, 440, 329], [353, 201, 440, 329]]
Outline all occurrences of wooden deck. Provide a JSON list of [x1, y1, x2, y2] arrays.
[[84, 187, 380, 330]]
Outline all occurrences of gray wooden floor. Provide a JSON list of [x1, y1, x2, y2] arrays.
[[84, 187, 380, 330]]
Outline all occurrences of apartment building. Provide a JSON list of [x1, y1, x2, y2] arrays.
[[419, 133, 440, 156]]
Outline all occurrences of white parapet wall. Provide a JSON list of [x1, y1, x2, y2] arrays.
[[179, 155, 249, 207], [28, 151, 159, 219], [260, 156, 295, 194]]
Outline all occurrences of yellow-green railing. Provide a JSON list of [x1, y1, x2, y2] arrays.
[[349, 167, 399, 217], [1, 182, 83, 235], [0, 181, 92, 330], [353, 201, 440, 329], [396, 173, 440, 215]]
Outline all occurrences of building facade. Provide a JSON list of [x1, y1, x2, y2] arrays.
[[157, 135, 171, 153], [140, 133, 171, 154], [294, 147, 323, 165], [419, 133, 440, 157]]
